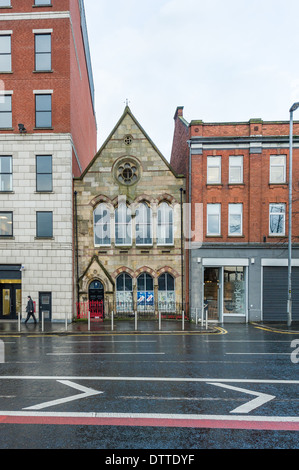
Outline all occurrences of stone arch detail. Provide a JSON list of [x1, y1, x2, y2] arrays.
[[112, 266, 135, 279], [156, 266, 180, 279], [135, 266, 157, 279]]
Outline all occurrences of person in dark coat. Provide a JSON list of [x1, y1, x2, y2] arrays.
[[25, 296, 37, 324]]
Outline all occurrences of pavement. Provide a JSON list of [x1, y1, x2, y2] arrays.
[[0, 318, 299, 335]]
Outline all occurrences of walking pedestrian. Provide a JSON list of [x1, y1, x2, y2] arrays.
[[25, 296, 37, 324]]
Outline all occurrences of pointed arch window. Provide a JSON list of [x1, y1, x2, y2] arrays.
[[115, 203, 132, 246], [158, 273, 175, 311], [116, 273, 133, 312], [137, 273, 154, 311], [157, 202, 174, 245], [94, 203, 111, 246], [136, 202, 152, 246]]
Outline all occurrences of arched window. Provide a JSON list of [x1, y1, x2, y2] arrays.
[[136, 202, 152, 245], [157, 202, 174, 245], [158, 273, 175, 311], [94, 204, 110, 246], [137, 273, 154, 311], [116, 273, 133, 312], [115, 203, 132, 246]]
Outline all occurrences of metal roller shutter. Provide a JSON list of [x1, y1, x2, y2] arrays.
[[263, 266, 299, 322]]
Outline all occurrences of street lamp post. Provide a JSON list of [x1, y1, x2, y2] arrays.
[[288, 102, 299, 327]]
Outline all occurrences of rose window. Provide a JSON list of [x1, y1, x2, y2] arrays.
[[117, 162, 138, 185]]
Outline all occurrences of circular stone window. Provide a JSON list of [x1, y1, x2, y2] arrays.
[[116, 159, 139, 186], [124, 135, 133, 146]]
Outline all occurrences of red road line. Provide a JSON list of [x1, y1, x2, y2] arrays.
[[0, 415, 299, 431]]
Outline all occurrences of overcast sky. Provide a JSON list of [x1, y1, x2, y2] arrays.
[[84, 0, 299, 160]]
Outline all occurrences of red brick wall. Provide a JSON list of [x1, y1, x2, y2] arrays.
[[69, 0, 97, 175], [0, 0, 97, 175], [189, 121, 299, 244], [170, 107, 190, 177]]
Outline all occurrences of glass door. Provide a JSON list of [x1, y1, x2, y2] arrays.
[[204, 268, 220, 321], [0, 284, 20, 320]]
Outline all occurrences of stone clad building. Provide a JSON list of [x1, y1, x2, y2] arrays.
[[74, 107, 185, 316]]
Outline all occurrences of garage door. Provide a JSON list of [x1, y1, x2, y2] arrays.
[[263, 267, 299, 321]]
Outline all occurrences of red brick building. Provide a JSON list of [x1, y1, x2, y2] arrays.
[[171, 107, 299, 323], [0, 0, 97, 322], [0, 0, 97, 175]]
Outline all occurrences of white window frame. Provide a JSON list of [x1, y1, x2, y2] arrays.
[[269, 203, 286, 236], [207, 156, 221, 184], [157, 202, 174, 246], [94, 203, 111, 247], [270, 155, 286, 184], [207, 203, 221, 236], [229, 156, 243, 184], [229, 203, 243, 236]]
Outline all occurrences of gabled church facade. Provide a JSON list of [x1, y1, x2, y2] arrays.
[[74, 107, 185, 317]]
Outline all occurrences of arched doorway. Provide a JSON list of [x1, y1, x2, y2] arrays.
[[88, 280, 104, 318]]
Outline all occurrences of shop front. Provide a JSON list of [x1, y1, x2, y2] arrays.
[[0, 265, 22, 320], [202, 260, 248, 322]]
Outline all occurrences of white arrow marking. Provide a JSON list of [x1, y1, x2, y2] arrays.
[[207, 382, 276, 414], [23, 381, 103, 411]]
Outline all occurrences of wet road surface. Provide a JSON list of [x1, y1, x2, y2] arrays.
[[0, 323, 298, 449]]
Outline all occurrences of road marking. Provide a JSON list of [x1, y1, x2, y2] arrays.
[[208, 382, 276, 414], [64, 340, 157, 343], [0, 375, 299, 385], [23, 381, 103, 411], [0, 411, 299, 431], [226, 353, 291, 355], [47, 352, 165, 356]]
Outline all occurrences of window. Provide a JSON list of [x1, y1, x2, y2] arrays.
[[270, 155, 286, 184], [35, 34, 51, 71], [116, 273, 133, 312], [157, 202, 173, 245], [137, 273, 154, 311], [229, 156, 243, 184], [35, 94, 52, 128], [36, 155, 52, 192], [269, 203, 285, 235], [158, 273, 175, 311], [207, 156, 221, 184], [36, 211, 53, 238], [34, 0, 51, 4], [136, 203, 152, 245], [207, 204, 221, 236], [115, 204, 132, 246], [0, 35, 11, 72], [0, 212, 12, 236], [229, 204, 243, 236], [0, 156, 12, 191], [0, 94, 12, 128], [94, 203, 111, 246]]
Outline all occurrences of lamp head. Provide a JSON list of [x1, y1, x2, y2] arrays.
[[290, 102, 299, 113]]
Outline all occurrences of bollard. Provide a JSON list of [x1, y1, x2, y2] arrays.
[[42, 310, 44, 333], [182, 310, 185, 331], [65, 312, 68, 331], [111, 310, 114, 331], [135, 310, 137, 331], [88, 309, 90, 331], [18, 310, 21, 332], [159, 311, 161, 331]]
